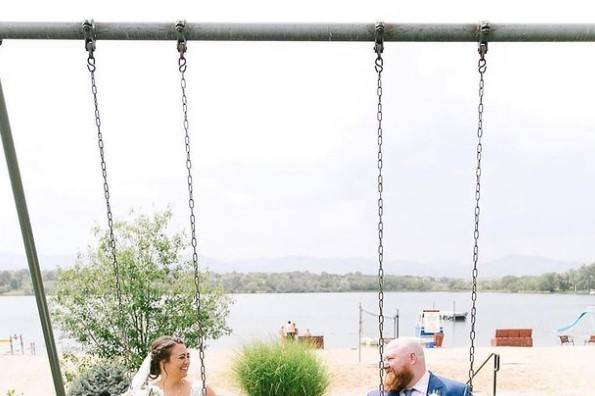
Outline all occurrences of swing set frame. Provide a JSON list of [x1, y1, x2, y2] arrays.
[[2, 20, 594, 396]]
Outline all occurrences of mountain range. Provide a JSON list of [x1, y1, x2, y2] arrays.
[[0, 252, 585, 278]]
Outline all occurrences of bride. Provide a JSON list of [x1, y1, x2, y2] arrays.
[[127, 336, 216, 396]]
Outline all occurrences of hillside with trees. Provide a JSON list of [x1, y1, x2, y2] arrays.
[[2, 262, 593, 295]]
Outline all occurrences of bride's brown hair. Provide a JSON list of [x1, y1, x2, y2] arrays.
[[149, 336, 185, 379]]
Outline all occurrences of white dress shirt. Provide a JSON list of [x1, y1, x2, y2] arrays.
[[401, 370, 430, 396]]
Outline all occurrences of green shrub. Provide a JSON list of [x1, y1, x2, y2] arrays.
[[233, 340, 329, 396], [67, 360, 130, 396], [61, 353, 117, 386]]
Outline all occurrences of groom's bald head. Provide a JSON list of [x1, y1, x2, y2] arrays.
[[383, 337, 427, 391], [386, 337, 425, 363]]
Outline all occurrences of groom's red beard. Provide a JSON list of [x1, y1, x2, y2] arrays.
[[384, 366, 415, 392]]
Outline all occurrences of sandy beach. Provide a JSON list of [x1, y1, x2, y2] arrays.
[[1, 346, 593, 395]]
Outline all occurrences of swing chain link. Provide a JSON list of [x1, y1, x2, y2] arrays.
[[82, 19, 129, 359], [468, 22, 489, 392], [176, 20, 208, 396], [374, 21, 385, 395]]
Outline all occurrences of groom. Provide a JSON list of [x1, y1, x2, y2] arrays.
[[366, 338, 469, 396]]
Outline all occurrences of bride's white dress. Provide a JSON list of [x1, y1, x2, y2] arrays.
[[127, 381, 203, 396], [145, 381, 203, 396]]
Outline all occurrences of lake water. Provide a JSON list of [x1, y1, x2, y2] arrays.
[[1, 292, 593, 354]]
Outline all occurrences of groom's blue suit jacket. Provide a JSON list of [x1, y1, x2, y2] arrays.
[[366, 372, 469, 396]]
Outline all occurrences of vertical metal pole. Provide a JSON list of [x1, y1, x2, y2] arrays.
[[393, 313, 397, 338], [0, 77, 66, 396], [396, 309, 400, 338], [358, 303, 362, 363]]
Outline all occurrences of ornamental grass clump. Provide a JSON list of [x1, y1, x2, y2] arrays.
[[233, 340, 330, 396]]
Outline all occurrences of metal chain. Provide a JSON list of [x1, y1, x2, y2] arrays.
[[176, 21, 207, 396], [468, 23, 489, 392], [374, 22, 385, 395], [82, 20, 129, 355]]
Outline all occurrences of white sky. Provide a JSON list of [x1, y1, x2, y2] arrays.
[[1, 0, 595, 267]]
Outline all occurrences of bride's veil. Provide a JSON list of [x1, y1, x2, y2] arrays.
[[127, 353, 152, 395]]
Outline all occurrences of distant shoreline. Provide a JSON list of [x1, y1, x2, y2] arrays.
[[2, 289, 593, 297], [3, 264, 594, 295]]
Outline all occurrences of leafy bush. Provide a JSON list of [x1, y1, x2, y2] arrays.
[[62, 354, 125, 386], [233, 340, 329, 396], [67, 360, 130, 396]]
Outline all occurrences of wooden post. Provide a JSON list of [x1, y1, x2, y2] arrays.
[[358, 303, 362, 364]]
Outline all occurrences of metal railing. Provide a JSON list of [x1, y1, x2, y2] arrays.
[[466, 353, 500, 396], [358, 303, 400, 363]]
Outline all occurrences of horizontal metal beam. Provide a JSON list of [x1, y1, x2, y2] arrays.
[[2, 22, 595, 42]]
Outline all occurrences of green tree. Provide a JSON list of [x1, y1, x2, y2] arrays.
[[51, 210, 232, 369], [538, 273, 557, 292], [9, 277, 21, 290]]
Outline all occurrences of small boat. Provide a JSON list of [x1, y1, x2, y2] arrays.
[[415, 309, 444, 341], [440, 311, 468, 321]]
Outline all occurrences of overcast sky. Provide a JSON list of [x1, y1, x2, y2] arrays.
[[1, 0, 595, 269]]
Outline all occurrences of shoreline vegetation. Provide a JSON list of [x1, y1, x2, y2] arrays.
[[1, 262, 593, 296]]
